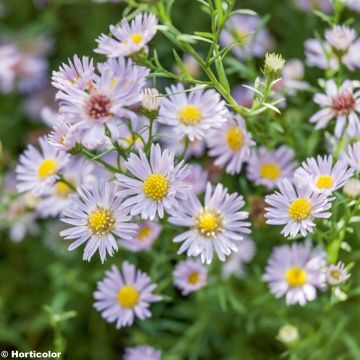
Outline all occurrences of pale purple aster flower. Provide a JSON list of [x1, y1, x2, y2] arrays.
[[265, 179, 331, 237], [220, 14, 273, 59], [48, 118, 79, 151], [119, 220, 162, 252], [95, 13, 158, 58], [325, 26, 357, 52], [115, 144, 191, 220], [183, 164, 208, 195], [310, 80, 360, 138], [247, 146, 296, 190], [231, 85, 253, 108], [326, 262, 350, 285], [169, 183, 251, 264], [296, 0, 332, 12], [263, 241, 327, 306], [207, 114, 254, 175], [16, 136, 70, 196], [347, 0, 360, 12], [345, 141, 360, 172], [124, 345, 161, 360], [60, 180, 137, 263], [0, 43, 20, 92], [94, 262, 161, 328], [173, 259, 208, 295], [304, 38, 339, 71], [157, 83, 228, 141], [294, 155, 353, 195]]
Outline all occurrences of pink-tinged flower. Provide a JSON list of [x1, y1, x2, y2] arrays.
[[310, 80, 360, 137], [183, 163, 208, 195], [94, 262, 161, 328], [304, 39, 339, 71], [173, 259, 208, 295], [326, 262, 350, 285], [263, 241, 327, 306], [169, 183, 251, 264], [95, 13, 158, 58], [124, 345, 161, 360], [345, 141, 360, 172], [115, 144, 191, 220], [247, 146, 296, 190], [265, 179, 331, 237]]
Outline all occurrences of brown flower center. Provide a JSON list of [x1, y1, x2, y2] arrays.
[[331, 90, 356, 116], [86, 94, 111, 120]]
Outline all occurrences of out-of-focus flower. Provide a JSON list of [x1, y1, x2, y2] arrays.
[[347, 0, 360, 12], [263, 242, 327, 306], [343, 178, 360, 197], [231, 85, 254, 108], [94, 262, 161, 328], [173, 259, 208, 295], [169, 183, 251, 264], [277, 324, 299, 344], [326, 262, 350, 285], [345, 142, 360, 172], [295, 0, 332, 12], [174, 54, 201, 79], [124, 345, 161, 360], [183, 163, 208, 195]]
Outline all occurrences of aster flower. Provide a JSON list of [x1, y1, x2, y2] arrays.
[[310, 80, 360, 137], [48, 118, 79, 151], [0, 43, 20, 92], [343, 178, 360, 197], [347, 0, 360, 12], [304, 39, 339, 71], [326, 262, 350, 285], [116, 144, 191, 220], [345, 141, 360, 172], [265, 179, 331, 237], [325, 26, 357, 52], [119, 220, 162, 252], [263, 242, 327, 306], [173, 259, 208, 295], [94, 262, 161, 328], [183, 163, 208, 195], [296, 0, 332, 12], [207, 114, 254, 175], [294, 155, 353, 195], [16, 136, 70, 196], [141, 88, 161, 112], [60, 180, 137, 263], [247, 146, 296, 189], [156, 83, 228, 141], [124, 346, 161, 360], [169, 182, 251, 264], [95, 13, 158, 58]]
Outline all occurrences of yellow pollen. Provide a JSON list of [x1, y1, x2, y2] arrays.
[[226, 126, 244, 151], [316, 175, 334, 190], [178, 105, 202, 126], [195, 209, 223, 237], [117, 285, 139, 308], [37, 159, 58, 180], [143, 173, 169, 201], [70, 76, 80, 85], [188, 271, 200, 285], [55, 181, 73, 198], [123, 134, 142, 148], [329, 269, 342, 282], [137, 226, 151, 241], [260, 162, 281, 181], [288, 198, 312, 221], [130, 33, 143, 44], [285, 267, 307, 287], [87, 207, 115, 236], [110, 79, 118, 89]]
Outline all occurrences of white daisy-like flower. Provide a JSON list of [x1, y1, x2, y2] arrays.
[[345, 141, 360, 172], [263, 241, 327, 306], [116, 144, 191, 220], [94, 262, 162, 329], [326, 262, 351, 285], [157, 83, 229, 141], [310, 80, 360, 137], [343, 178, 360, 197], [60, 180, 137, 263], [247, 146, 296, 189], [124, 345, 161, 360], [95, 13, 158, 58], [294, 155, 353, 195], [265, 179, 332, 237], [206, 114, 254, 174], [173, 259, 208, 295], [16, 136, 70, 196], [169, 183, 251, 264]]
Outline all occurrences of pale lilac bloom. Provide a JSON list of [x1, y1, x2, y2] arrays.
[[345, 141, 360, 172], [124, 346, 161, 360], [231, 85, 253, 108], [183, 164, 208, 195], [94, 262, 161, 328], [294, 155, 353, 195], [325, 26, 357, 51], [60, 180, 137, 263], [265, 179, 331, 237], [304, 38, 339, 71], [347, 0, 360, 12], [116, 144, 191, 220], [263, 242, 327, 306], [310, 80, 360, 138], [0, 43, 20, 92], [16, 136, 70, 196], [169, 183, 251, 264], [326, 262, 350, 285], [296, 0, 332, 12], [157, 83, 228, 141], [48, 118, 80, 151], [207, 114, 254, 175], [247, 146, 296, 190], [95, 13, 158, 58], [173, 259, 208, 295]]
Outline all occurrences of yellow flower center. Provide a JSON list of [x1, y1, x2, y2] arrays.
[[178, 105, 202, 126], [235, 29, 250, 46], [137, 226, 151, 241], [285, 267, 307, 287], [188, 271, 200, 285], [329, 269, 342, 282], [130, 33, 143, 44], [117, 285, 139, 308], [288, 198, 312, 221], [195, 209, 223, 237], [226, 126, 244, 151], [87, 207, 115, 236], [143, 173, 169, 201], [260, 162, 281, 181], [37, 159, 58, 180], [123, 134, 142, 148], [55, 181, 73, 198], [316, 175, 334, 190]]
